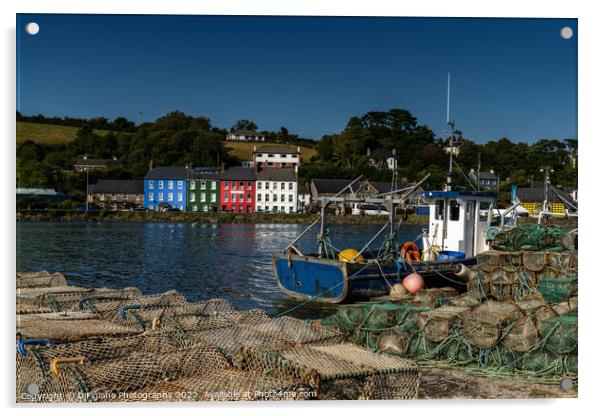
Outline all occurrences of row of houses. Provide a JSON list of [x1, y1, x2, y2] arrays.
[[140, 165, 299, 214]]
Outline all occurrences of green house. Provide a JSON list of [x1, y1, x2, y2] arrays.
[[187, 168, 221, 212]]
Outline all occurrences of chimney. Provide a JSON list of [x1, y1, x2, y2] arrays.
[[83, 155, 88, 160], [149, 159, 154, 171], [392, 149, 396, 156], [367, 148, 371, 156], [294, 165, 298, 174]]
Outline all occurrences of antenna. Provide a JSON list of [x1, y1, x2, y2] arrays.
[[446, 72, 451, 124]]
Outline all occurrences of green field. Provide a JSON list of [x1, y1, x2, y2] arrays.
[[224, 141, 317, 162], [16, 121, 317, 162], [16, 121, 111, 145]]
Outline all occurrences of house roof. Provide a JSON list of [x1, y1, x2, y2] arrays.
[[190, 167, 221, 180], [470, 171, 498, 180], [221, 166, 256, 181], [370, 148, 395, 159], [144, 166, 189, 180], [311, 179, 360, 195], [74, 158, 109, 166], [229, 129, 265, 137], [516, 187, 572, 203], [256, 167, 297, 182], [254, 145, 300, 155], [90, 180, 144, 194]]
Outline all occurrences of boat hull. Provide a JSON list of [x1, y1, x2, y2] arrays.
[[272, 253, 476, 303]]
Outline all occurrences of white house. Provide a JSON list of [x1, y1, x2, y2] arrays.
[[367, 148, 397, 170], [226, 129, 266, 142], [255, 168, 298, 213], [253, 145, 302, 169]]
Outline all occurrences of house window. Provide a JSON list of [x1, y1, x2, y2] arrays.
[[211, 181, 216, 190], [158, 181, 164, 189], [177, 181, 183, 189], [179, 204, 183, 211], [268, 154, 274, 158], [190, 193, 195, 202], [224, 194, 229, 202], [192, 205, 198, 212], [265, 206, 269, 211], [168, 181, 174, 189], [201, 193, 206, 202], [281, 206, 285, 212], [281, 154, 287, 158], [247, 194, 252, 202], [239, 182, 244, 189], [247, 181, 252, 189], [177, 193, 183, 202], [280, 182, 285, 190], [258, 194, 262, 202], [265, 182, 270, 190], [190, 181, 196, 190], [210, 193, 216, 203], [273, 194, 277, 202], [224, 181, 229, 189], [168, 193, 174, 201], [148, 192, 153, 201], [201, 181, 206, 190], [281, 195, 285, 202], [149, 181, 154, 190], [203, 205, 208, 212], [288, 195, 293, 202], [247, 206, 251, 213], [158, 192, 164, 201], [258, 182, 262, 190], [288, 183, 293, 190], [289, 206, 293, 213]]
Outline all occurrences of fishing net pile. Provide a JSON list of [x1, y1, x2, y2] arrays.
[[491, 225, 577, 252], [16, 272, 420, 403], [322, 248, 578, 383]]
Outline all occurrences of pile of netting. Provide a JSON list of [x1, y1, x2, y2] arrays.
[[16, 271, 421, 403], [491, 225, 577, 252], [321, 249, 577, 384]]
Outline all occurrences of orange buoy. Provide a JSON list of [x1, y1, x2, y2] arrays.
[[402, 272, 424, 295]]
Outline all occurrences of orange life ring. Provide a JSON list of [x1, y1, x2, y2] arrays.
[[400, 241, 421, 262]]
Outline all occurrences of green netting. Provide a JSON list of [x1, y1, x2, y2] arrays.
[[492, 225, 576, 252], [540, 312, 578, 355], [538, 275, 578, 304]]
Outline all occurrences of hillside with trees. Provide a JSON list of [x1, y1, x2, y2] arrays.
[[16, 109, 577, 204]]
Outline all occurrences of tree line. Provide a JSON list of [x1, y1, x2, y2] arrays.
[[16, 109, 577, 205]]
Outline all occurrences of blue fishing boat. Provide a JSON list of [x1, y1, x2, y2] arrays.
[[272, 174, 498, 303]]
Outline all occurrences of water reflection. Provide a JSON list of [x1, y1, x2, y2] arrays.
[[16, 221, 424, 318]]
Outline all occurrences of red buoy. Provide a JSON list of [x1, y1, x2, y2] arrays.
[[402, 272, 424, 295]]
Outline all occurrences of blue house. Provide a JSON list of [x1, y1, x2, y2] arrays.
[[144, 166, 189, 211]]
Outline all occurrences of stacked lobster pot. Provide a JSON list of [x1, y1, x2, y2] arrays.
[[322, 226, 578, 382], [16, 272, 421, 403]]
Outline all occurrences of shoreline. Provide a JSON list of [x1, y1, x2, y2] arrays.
[[16, 210, 430, 225]]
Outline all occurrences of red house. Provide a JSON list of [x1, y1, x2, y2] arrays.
[[219, 167, 256, 213]]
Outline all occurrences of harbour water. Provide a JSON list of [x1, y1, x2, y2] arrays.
[[16, 221, 424, 318]]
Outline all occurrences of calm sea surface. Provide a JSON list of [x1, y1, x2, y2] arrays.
[[16, 221, 424, 318]]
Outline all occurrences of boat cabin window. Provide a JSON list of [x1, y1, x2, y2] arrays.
[[449, 200, 460, 221], [435, 199, 445, 220], [479, 201, 491, 222], [465, 201, 472, 220]]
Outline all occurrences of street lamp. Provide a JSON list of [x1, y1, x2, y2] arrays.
[[85, 166, 89, 213]]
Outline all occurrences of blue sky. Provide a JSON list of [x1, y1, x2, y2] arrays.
[[16, 15, 577, 142]]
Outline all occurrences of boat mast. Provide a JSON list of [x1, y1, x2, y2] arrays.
[[446, 72, 455, 192]]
